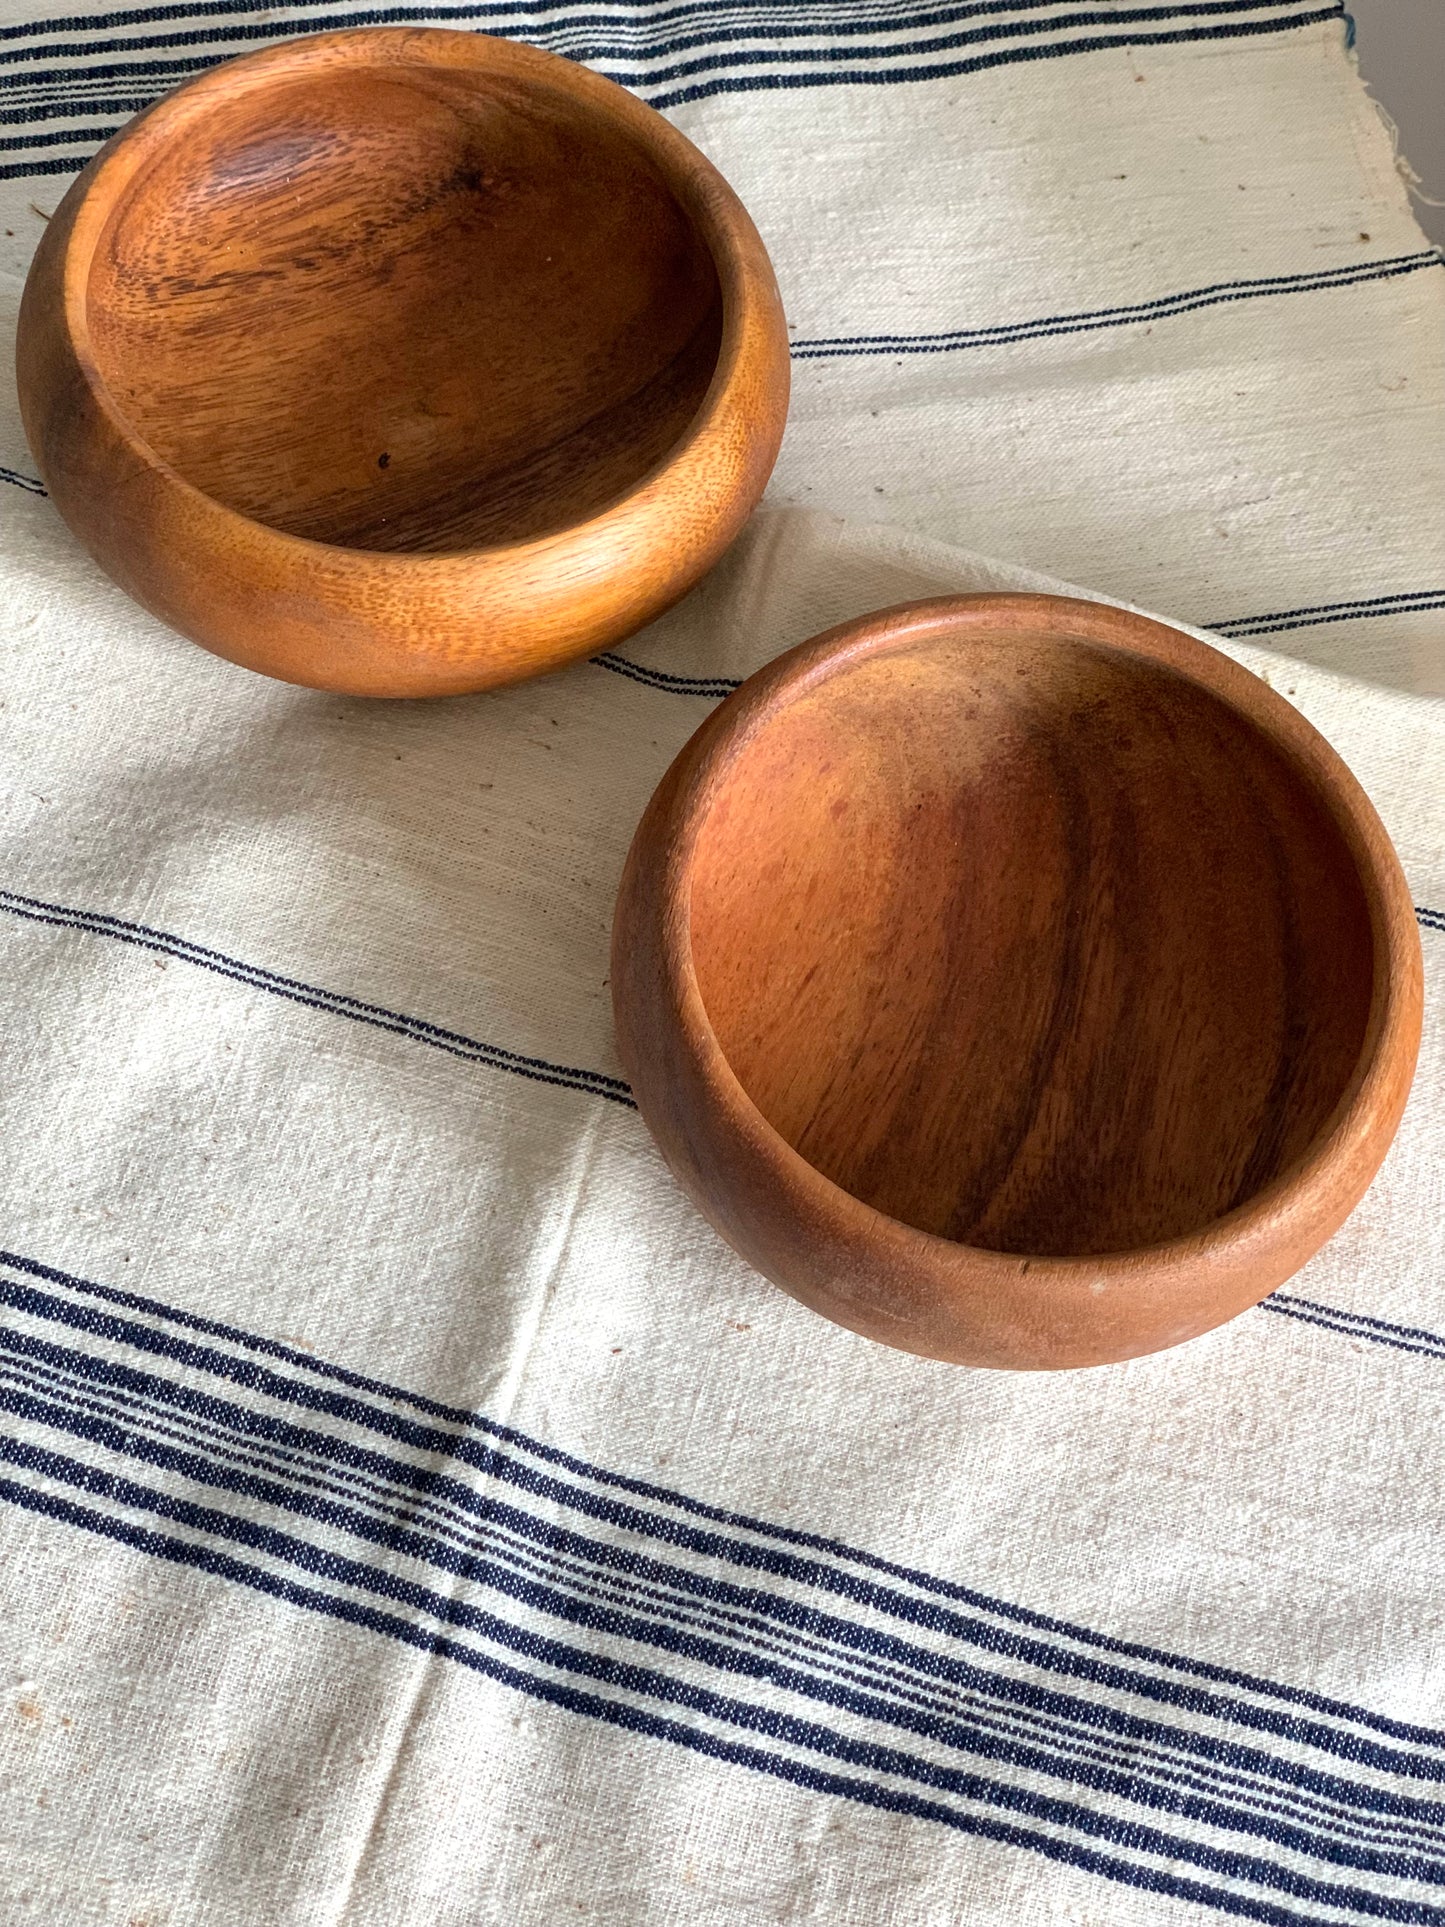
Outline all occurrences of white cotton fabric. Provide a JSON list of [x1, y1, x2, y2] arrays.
[[0, 4, 1443, 1924]]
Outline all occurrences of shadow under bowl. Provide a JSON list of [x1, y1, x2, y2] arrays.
[[612, 595, 1422, 1369], [17, 28, 789, 695]]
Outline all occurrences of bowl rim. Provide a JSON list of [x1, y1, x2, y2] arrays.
[[639, 592, 1424, 1297], [52, 25, 766, 568]]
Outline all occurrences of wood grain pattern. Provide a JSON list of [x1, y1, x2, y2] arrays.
[[612, 596, 1423, 1369], [16, 28, 789, 695]]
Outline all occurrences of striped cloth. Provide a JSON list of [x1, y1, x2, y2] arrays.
[[2, 5, 1444, 1924]]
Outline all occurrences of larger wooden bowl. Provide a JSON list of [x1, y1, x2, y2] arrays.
[[16, 29, 789, 696], [612, 595, 1423, 1369]]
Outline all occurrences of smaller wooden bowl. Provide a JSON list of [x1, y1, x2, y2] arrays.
[[16, 29, 789, 696], [612, 595, 1423, 1369]]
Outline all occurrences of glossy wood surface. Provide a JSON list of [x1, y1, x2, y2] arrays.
[[612, 596, 1423, 1369], [17, 28, 789, 695]]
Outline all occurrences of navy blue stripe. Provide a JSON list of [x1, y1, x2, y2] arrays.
[[9, 1311, 1445, 1853], [644, 6, 1343, 107], [0, 0, 383, 38], [1210, 591, 1445, 637], [31, 1266, 1430, 1786], [1, 1339, 1107, 1784], [0, 0, 1312, 57], [1417, 906, 1445, 933], [0, 113, 128, 138], [0, 887, 636, 1107], [8, 1318, 1437, 1847], [0, 152, 82, 172], [1272, 1296, 1445, 1350], [0, 0, 1317, 86], [8, 1247, 1445, 1766], [15, 1351, 1437, 1865], [0, 0, 1239, 49], [0, 49, 276, 91], [8, 1244, 1445, 1756], [1262, 1298, 1445, 1364], [16, 1377, 1445, 1888], [0, 1471, 1396, 1927], [0, 8, 1357, 157], [1214, 603, 1445, 638], [0, 0, 1321, 128], [0, 95, 137, 123], [0, 1245, 543, 1431], [590, 650, 741, 697], [0, 5, 1347, 168], [2, 1428, 1442, 1922], [0, 463, 47, 494], [2, 62, 200, 91], [0, 5, 992, 72], [22, 1337, 1239, 1835], [1217, 589, 1445, 635], [596, 591, 1445, 693], [0, 0, 1332, 88], [791, 253, 1443, 357]]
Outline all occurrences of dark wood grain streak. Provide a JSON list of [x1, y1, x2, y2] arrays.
[[17, 29, 789, 695], [612, 595, 1423, 1370]]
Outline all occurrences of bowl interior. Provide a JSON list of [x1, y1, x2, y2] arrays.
[[688, 628, 1377, 1258], [83, 58, 723, 552]]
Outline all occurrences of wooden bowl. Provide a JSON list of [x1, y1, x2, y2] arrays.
[[612, 595, 1423, 1369], [16, 29, 789, 697]]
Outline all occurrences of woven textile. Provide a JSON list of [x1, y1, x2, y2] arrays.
[[1, 3, 1444, 1922]]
